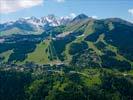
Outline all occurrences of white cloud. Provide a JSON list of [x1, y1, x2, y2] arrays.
[[91, 15, 98, 19], [69, 13, 76, 18], [0, 0, 43, 14], [56, 0, 65, 3], [128, 8, 133, 16]]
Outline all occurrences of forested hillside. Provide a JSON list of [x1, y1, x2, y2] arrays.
[[0, 14, 133, 100]]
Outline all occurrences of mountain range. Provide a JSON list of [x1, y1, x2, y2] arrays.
[[0, 14, 133, 71]]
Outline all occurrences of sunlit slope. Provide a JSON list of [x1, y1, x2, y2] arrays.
[[25, 38, 61, 65]]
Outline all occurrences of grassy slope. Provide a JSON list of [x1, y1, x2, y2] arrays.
[[25, 40, 50, 64], [0, 50, 13, 63], [24, 38, 62, 65]]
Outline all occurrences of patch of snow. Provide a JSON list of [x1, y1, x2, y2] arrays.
[[56, 31, 73, 38]]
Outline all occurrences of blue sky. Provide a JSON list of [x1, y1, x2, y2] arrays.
[[0, 0, 133, 23]]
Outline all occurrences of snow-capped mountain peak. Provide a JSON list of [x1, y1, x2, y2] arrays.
[[0, 14, 74, 35]]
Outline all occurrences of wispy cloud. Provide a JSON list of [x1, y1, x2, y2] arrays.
[[128, 8, 133, 16], [69, 13, 76, 18], [0, 0, 43, 14], [56, 0, 65, 3], [91, 15, 98, 19]]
